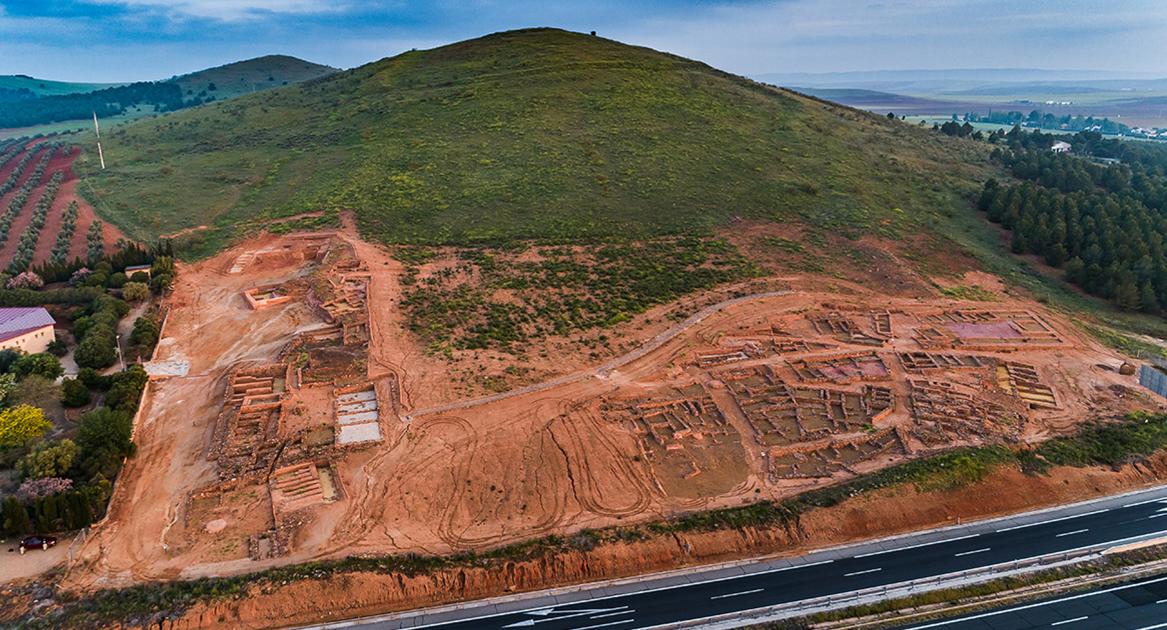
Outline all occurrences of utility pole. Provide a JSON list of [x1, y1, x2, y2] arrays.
[[93, 111, 106, 169], [115, 333, 125, 371]]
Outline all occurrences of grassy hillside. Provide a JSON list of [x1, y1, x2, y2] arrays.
[[77, 28, 992, 253], [169, 55, 337, 101]]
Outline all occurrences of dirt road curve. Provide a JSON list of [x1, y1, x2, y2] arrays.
[[404, 290, 793, 421]]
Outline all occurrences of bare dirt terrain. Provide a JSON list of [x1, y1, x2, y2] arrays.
[[60, 218, 1161, 595]]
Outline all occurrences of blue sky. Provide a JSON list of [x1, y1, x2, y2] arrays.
[[1, 0, 1165, 82]]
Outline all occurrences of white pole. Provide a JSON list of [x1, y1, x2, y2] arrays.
[[92, 111, 106, 169]]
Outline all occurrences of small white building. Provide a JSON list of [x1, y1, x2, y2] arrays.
[[0, 307, 56, 354], [1051, 141, 1072, 154]]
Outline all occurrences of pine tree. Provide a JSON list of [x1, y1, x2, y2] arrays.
[[2, 497, 31, 536], [69, 492, 93, 529], [1011, 228, 1026, 254], [1141, 281, 1161, 313], [1115, 280, 1141, 310], [1064, 257, 1085, 284]]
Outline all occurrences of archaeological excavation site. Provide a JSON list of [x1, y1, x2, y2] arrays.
[[60, 221, 1161, 590]]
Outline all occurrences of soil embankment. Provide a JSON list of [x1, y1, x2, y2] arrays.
[[165, 453, 1167, 629]]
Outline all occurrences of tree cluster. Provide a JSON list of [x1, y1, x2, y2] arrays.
[[979, 151, 1167, 312], [0, 81, 187, 128], [73, 295, 129, 369], [49, 201, 80, 266]]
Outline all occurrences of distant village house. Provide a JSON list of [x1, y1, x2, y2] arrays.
[[1050, 141, 1072, 154], [124, 264, 152, 278], [0, 307, 56, 354]]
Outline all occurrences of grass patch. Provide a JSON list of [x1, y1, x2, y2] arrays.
[[400, 236, 760, 352], [938, 284, 997, 301]]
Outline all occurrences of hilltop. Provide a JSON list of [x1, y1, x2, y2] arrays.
[[80, 28, 991, 253], [169, 55, 337, 100]]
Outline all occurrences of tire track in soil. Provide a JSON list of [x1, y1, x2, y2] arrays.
[[550, 401, 654, 519], [437, 416, 569, 550]]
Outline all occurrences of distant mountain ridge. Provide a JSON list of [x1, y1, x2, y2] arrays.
[[0, 55, 337, 131]]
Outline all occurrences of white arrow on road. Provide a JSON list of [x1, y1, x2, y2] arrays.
[[503, 606, 629, 627]]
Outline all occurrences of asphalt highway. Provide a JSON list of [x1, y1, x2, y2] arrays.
[[899, 574, 1167, 629], [316, 486, 1167, 630]]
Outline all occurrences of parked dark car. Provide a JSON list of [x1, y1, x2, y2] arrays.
[[18, 535, 57, 555]]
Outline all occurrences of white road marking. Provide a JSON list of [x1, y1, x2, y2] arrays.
[[1148, 512, 1167, 519], [1123, 496, 1167, 508], [400, 527, 1167, 630], [844, 568, 882, 577], [1055, 529, 1089, 537], [710, 588, 763, 600], [565, 621, 635, 630], [996, 509, 1108, 532], [1135, 623, 1167, 630], [855, 533, 980, 558], [589, 610, 635, 619], [1051, 616, 1088, 626], [953, 547, 991, 557], [504, 607, 628, 627], [902, 574, 1167, 629]]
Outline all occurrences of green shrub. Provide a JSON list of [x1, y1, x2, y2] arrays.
[[121, 281, 149, 302], [61, 378, 91, 408], [75, 407, 134, 481], [17, 439, 80, 479], [11, 352, 64, 381]]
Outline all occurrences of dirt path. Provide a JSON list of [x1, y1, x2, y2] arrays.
[[404, 290, 792, 421]]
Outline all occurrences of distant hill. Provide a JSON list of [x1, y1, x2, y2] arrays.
[[763, 69, 1167, 127], [0, 75, 122, 100], [80, 28, 991, 254], [0, 55, 336, 131], [792, 87, 957, 109], [169, 55, 337, 101], [757, 68, 1161, 93]]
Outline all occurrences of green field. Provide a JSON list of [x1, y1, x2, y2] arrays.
[[75, 28, 993, 255]]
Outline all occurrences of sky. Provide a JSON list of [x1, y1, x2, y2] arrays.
[[0, 0, 1165, 82]]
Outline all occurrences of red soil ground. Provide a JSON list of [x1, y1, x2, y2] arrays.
[[0, 143, 125, 272]]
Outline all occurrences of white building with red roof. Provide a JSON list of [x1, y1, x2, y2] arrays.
[[0, 307, 56, 354]]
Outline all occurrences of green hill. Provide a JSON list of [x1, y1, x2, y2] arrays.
[[169, 54, 338, 101], [80, 28, 991, 252]]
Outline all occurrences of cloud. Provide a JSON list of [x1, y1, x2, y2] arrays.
[[85, 0, 351, 22]]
